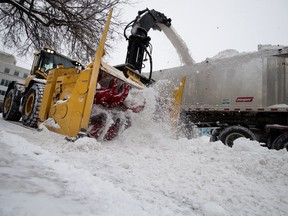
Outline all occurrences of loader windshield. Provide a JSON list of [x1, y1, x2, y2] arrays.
[[32, 49, 82, 75], [40, 52, 78, 73]]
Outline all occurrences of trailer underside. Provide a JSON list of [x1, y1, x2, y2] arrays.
[[181, 110, 288, 149]]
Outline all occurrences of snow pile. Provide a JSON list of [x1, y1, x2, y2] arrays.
[[0, 130, 149, 216], [212, 49, 240, 59], [0, 86, 288, 215], [71, 137, 102, 152], [268, 104, 288, 108]]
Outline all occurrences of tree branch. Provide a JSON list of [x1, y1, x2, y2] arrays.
[[0, 0, 131, 63]]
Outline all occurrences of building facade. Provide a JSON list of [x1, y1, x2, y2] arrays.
[[0, 51, 30, 112]]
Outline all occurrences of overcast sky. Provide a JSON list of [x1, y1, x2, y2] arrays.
[[108, 0, 288, 70], [4, 0, 288, 71]]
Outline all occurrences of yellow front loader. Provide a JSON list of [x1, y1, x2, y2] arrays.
[[2, 10, 145, 140], [2, 8, 184, 140]]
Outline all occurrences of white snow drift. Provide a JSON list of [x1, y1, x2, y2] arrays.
[[0, 87, 287, 216]]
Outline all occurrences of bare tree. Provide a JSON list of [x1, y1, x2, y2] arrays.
[[0, 0, 130, 63]]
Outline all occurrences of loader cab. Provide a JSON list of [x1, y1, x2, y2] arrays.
[[31, 48, 82, 79]]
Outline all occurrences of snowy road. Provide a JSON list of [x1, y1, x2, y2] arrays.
[[0, 113, 288, 216]]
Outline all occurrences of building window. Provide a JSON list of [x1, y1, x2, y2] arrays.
[[23, 73, 28, 78], [4, 68, 10, 73], [0, 79, 11, 87], [14, 70, 20, 76], [4, 80, 10, 86], [0, 90, 6, 95]]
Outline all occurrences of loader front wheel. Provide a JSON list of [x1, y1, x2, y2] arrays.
[[2, 88, 21, 121], [22, 83, 45, 128], [218, 125, 256, 147]]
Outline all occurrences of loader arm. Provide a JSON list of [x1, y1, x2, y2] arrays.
[[124, 9, 171, 76]]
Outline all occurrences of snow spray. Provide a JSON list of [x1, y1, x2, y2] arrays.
[[159, 24, 194, 65]]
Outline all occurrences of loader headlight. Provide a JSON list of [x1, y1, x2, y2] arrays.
[[72, 61, 83, 69], [44, 47, 55, 54]]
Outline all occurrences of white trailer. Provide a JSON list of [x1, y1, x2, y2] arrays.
[[153, 46, 288, 150]]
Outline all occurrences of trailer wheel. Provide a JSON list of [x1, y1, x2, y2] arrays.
[[272, 133, 288, 151], [218, 125, 256, 147], [21, 83, 45, 128], [2, 88, 21, 121]]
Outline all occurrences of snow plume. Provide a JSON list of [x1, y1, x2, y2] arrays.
[[119, 85, 174, 144], [159, 24, 195, 65]]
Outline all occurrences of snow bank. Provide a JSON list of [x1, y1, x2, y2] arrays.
[[212, 49, 240, 59], [0, 130, 150, 216], [268, 104, 288, 108], [0, 86, 288, 216]]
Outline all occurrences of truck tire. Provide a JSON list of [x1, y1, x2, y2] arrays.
[[272, 133, 288, 151], [21, 83, 45, 128], [2, 87, 22, 121], [218, 125, 256, 147]]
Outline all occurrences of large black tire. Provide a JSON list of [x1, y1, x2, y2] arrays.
[[272, 133, 288, 151], [2, 87, 22, 121], [21, 83, 45, 128], [218, 125, 256, 147]]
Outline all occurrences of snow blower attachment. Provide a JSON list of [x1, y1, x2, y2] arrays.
[[171, 77, 186, 137], [37, 10, 147, 140]]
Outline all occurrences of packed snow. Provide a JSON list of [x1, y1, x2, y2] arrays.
[[212, 49, 240, 59], [0, 86, 288, 216]]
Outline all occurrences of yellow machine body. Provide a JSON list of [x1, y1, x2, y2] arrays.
[[38, 67, 90, 137]]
